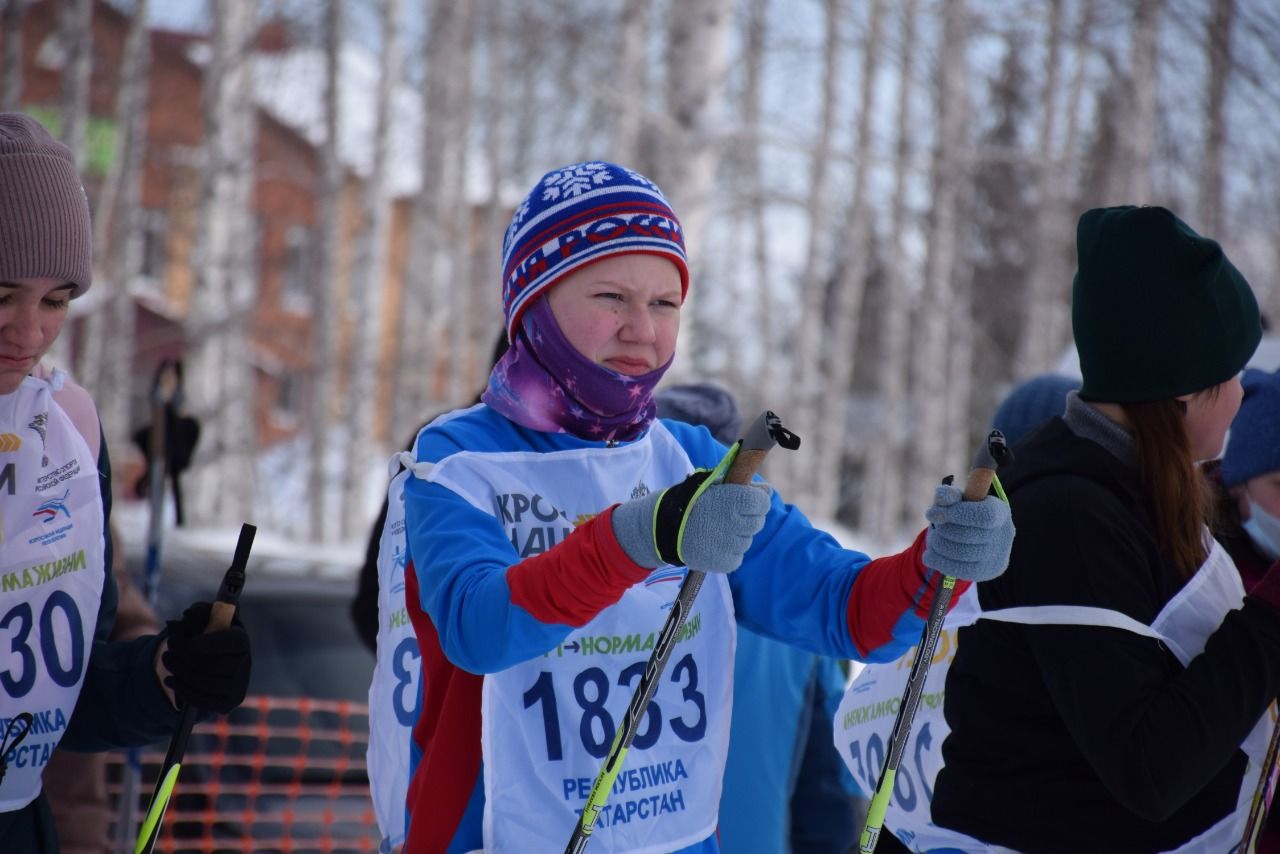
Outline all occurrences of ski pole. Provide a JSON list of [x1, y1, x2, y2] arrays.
[[134, 522, 256, 854], [857, 430, 1010, 853], [115, 365, 178, 852], [564, 411, 801, 854]]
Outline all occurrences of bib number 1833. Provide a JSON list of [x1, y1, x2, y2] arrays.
[[523, 654, 707, 760]]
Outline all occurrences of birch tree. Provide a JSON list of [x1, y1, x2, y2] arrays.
[[2, 0, 22, 112], [740, 0, 774, 405], [812, 0, 887, 520], [660, 0, 733, 378], [57, 0, 91, 170], [186, 0, 258, 526], [89, 0, 151, 447], [308, 0, 344, 541], [444, 2, 475, 405], [45, 0, 91, 375], [1198, 0, 1235, 236], [1010, 0, 1090, 376], [1123, 0, 1163, 202], [864, 0, 920, 545], [612, 0, 650, 167], [392, 0, 470, 439], [340, 0, 401, 538], [908, 0, 971, 517]]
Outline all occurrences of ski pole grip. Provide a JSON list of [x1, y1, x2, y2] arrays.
[[962, 430, 1009, 502], [204, 523, 256, 633], [724, 411, 801, 485]]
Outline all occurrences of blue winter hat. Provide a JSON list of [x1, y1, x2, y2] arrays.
[[1220, 369, 1280, 488], [991, 374, 1080, 446], [500, 161, 689, 342]]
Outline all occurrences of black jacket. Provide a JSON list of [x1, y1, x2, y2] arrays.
[[933, 409, 1280, 853]]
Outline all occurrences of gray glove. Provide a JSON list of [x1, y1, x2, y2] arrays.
[[923, 484, 1014, 582], [611, 469, 771, 574]]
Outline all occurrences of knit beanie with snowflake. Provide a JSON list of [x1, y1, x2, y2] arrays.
[[498, 161, 689, 342]]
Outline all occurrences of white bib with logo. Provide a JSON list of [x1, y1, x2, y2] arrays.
[[835, 538, 1277, 853], [0, 373, 105, 811], [405, 421, 736, 854], [367, 461, 419, 851]]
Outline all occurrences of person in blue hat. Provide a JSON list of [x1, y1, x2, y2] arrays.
[[653, 382, 862, 854], [990, 373, 1081, 448], [1206, 367, 1280, 851], [379, 161, 1015, 854], [933, 206, 1280, 853]]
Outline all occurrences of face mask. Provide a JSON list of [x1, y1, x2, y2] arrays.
[[1243, 497, 1280, 562]]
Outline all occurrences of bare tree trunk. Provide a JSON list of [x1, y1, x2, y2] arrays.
[[340, 0, 401, 539], [445, 1, 475, 405], [47, 0, 92, 375], [661, 0, 733, 380], [1015, 0, 1065, 376], [783, 0, 841, 509], [1124, 0, 1162, 202], [92, 0, 151, 449], [908, 0, 971, 523], [613, 0, 649, 166], [393, 0, 466, 439], [741, 0, 774, 406], [58, 0, 92, 170], [187, 0, 258, 526], [2, 0, 23, 112], [1199, 0, 1234, 236], [813, 0, 886, 520], [864, 0, 920, 546], [309, 0, 344, 542]]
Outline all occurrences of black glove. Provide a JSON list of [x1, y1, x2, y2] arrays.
[[160, 602, 252, 714]]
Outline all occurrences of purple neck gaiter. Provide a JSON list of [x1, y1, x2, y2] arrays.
[[482, 298, 670, 442]]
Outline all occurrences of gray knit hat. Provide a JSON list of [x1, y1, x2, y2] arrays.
[[0, 113, 93, 296]]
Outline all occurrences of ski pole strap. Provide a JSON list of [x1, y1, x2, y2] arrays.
[[564, 411, 799, 854]]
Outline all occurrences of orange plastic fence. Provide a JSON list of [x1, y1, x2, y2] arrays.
[[106, 695, 379, 854]]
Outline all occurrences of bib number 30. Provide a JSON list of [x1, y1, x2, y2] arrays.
[[0, 592, 85, 697], [523, 654, 707, 760]]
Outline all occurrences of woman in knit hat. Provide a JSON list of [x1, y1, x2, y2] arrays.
[[379, 161, 1014, 853], [929, 206, 1279, 852], [0, 113, 252, 852]]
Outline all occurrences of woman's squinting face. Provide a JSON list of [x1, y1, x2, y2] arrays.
[[545, 254, 682, 376], [1181, 374, 1244, 462], [0, 278, 73, 394]]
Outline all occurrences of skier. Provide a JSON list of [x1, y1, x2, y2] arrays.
[[1211, 367, 1280, 850], [0, 112, 252, 851], [932, 206, 1277, 852], [387, 160, 1014, 853]]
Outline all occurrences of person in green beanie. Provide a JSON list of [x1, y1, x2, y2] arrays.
[[927, 205, 1280, 852]]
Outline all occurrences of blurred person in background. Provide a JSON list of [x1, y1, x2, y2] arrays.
[[990, 373, 1081, 448], [655, 382, 862, 854], [0, 112, 251, 852], [1210, 367, 1280, 851]]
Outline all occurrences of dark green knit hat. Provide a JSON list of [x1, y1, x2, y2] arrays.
[[1071, 205, 1260, 402]]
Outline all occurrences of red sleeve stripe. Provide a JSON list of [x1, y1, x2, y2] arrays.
[[507, 505, 652, 627], [845, 529, 972, 657]]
